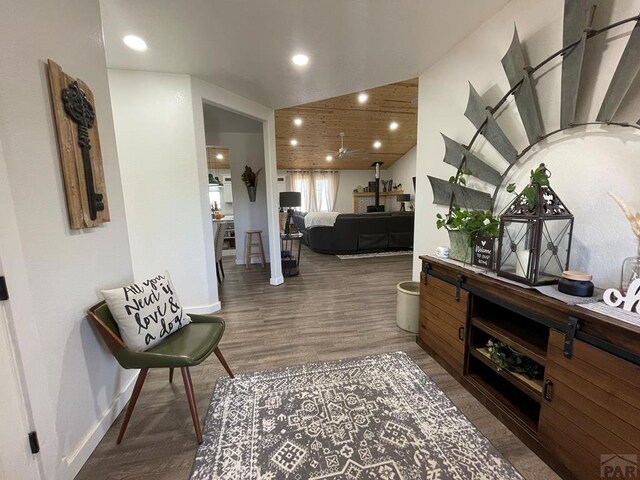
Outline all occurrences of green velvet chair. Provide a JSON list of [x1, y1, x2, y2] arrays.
[[87, 301, 234, 444]]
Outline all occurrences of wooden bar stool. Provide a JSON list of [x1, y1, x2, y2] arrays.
[[245, 229, 265, 269]]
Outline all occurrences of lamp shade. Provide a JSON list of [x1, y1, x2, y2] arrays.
[[279, 191, 302, 208], [396, 194, 411, 202]]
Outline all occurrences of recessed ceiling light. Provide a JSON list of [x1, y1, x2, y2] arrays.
[[358, 93, 369, 104], [389, 121, 399, 131], [373, 140, 382, 149], [290, 139, 298, 146], [291, 54, 309, 66], [123, 35, 148, 52], [293, 117, 303, 126], [326, 155, 333, 161], [216, 153, 224, 160]]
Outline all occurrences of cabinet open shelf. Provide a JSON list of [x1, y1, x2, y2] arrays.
[[466, 368, 540, 434], [470, 347, 543, 402], [471, 316, 547, 365]]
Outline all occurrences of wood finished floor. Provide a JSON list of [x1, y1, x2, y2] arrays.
[[76, 247, 559, 480]]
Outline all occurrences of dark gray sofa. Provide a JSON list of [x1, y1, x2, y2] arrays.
[[292, 212, 414, 254]]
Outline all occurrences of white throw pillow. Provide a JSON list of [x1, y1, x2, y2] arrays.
[[101, 271, 191, 351]]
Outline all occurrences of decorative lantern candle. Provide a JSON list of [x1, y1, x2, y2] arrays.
[[496, 166, 574, 286]]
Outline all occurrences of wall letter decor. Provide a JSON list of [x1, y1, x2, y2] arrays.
[[47, 59, 110, 229]]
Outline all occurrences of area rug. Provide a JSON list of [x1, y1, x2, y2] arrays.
[[191, 352, 523, 479], [336, 250, 413, 260]]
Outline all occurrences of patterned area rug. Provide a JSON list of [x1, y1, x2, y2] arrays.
[[191, 352, 523, 479], [336, 250, 413, 260]]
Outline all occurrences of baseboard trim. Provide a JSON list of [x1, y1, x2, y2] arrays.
[[62, 371, 138, 478], [186, 302, 222, 314], [270, 276, 284, 286]]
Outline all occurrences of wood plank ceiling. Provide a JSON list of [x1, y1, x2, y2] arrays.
[[206, 146, 230, 170], [275, 78, 418, 170]]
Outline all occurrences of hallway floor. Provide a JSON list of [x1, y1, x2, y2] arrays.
[[76, 247, 558, 480]]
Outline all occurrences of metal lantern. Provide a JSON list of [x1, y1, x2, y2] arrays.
[[496, 182, 574, 286]]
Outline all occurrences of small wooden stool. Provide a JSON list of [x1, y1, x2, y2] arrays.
[[245, 230, 265, 269]]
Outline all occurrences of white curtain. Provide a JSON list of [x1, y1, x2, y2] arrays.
[[290, 171, 340, 212], [291, 171, 317, 212], [314, 171, 339, 212]]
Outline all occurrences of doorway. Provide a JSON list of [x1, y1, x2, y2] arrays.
[[201, 103, 272, 274]]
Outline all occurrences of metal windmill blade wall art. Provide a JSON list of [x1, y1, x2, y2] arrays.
[[47, 59, 110, 229], [429, 0, 640, 217]]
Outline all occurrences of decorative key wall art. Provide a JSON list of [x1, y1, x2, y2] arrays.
[[47, 59, 110, 229]]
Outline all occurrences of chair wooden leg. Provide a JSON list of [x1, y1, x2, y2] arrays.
[[169, 367, 174, 383], [117, 368, 148, 444], [181, 367, 203, 444], [216, 263, 222, 284], [214, 347, 234, 378], [219, 259, 225, 278]]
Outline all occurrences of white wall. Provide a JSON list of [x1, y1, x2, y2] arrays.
[[108, 70, 219, 312], [388, 146, 417, 209], [414, 0, 640, 288], [334, 170, 378, 213], [191, 78, 283, 285], [0, 1, 135, 477], [207, 131, 270, 265]]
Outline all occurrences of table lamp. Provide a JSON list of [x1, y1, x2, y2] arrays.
[[280, 191, 302, 235], [397, 194, 411, 211]]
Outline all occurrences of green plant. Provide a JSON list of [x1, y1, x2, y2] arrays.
[[436, 208, 499, 246], [435, 168, 499, 246], [485, 339, 543, 380], [241, 165, 262, 187], [506, 163, 550, 209]]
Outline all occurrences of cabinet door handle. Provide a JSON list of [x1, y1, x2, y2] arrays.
[[543, 379, 554, 401], [458, 326, 464, 341]]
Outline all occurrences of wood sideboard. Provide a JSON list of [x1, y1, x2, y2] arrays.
[[418, 255, 640, 480]]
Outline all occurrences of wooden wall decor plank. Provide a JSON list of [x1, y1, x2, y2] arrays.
[[561, 0, 593, 128], [47, 59, 110, 229], [501, 26, 544, 144], [597, 18, 640, 122], [275, 79, 418, 170]]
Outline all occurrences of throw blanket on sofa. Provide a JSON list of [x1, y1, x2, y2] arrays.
[[304, 211, 340, 229]]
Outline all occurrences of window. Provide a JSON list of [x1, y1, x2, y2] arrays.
[[290, 171, 339, 212]]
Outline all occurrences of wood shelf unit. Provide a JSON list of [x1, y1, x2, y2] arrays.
[[418, 255, 640, 480], [471, 316, 547, 366], [466, 372, 540, 434], [470, 347, 543, 401]]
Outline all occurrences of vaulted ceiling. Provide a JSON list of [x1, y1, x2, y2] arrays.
[[275, 79, 418, 170], [100, 0, 509, 109]]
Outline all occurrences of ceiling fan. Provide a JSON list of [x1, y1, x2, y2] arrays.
[[328, 132, 365, 158]]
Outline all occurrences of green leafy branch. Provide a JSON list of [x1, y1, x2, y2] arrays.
[[485, 339, 543, 380], [436, 167, 499, 245], [506, 163, 550, 209]]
